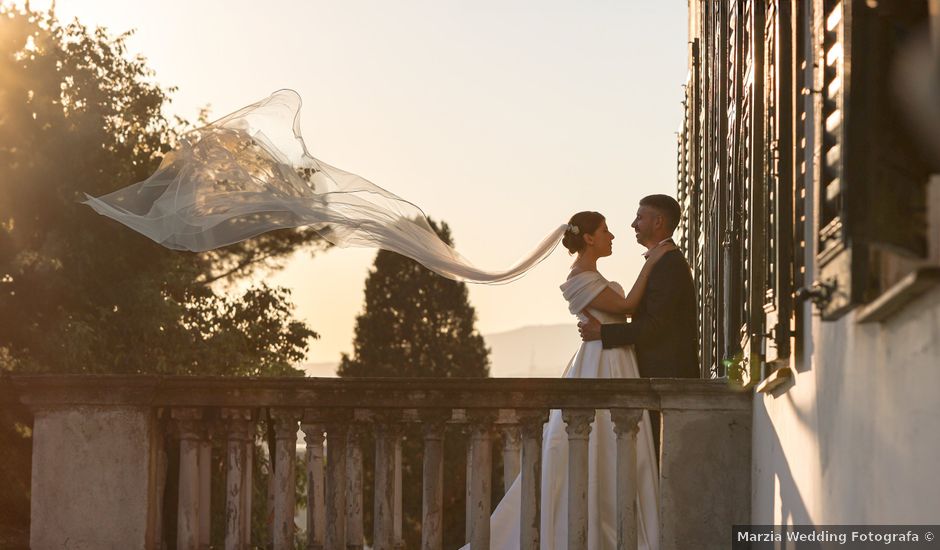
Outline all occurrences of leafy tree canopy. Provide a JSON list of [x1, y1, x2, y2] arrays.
[[0, 6, 328, 376]]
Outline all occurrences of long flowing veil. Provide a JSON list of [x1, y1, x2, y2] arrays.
[[84, 89, 565, 284]]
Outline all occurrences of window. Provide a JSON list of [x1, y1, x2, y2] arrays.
[[813, 0, 933, 320]]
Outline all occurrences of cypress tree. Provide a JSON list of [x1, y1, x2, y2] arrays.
[[339, 219, 490, 548]]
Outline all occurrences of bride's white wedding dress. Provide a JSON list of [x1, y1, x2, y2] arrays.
[[461, 270, 660, 550]]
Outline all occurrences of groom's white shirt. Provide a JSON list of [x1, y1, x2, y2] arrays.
[[642, 237, 675, 259]]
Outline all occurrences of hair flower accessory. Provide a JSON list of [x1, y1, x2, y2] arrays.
[[567, 224, 580, 235]]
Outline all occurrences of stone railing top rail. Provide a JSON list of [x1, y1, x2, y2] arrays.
[[2, 374, 750, 411]]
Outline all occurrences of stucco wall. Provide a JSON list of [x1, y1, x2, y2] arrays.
[[752, 286, 940, 524], [30, 406, 158, 550]]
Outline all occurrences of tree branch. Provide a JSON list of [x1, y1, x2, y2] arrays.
[[197, 252, 279, 286]]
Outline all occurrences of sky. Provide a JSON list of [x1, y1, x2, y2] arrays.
[[24, 0, 690, 367]]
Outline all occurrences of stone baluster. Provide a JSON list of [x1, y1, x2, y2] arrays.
[[346, 422, 366, 550], [499, 410, 521, 496], [465, 424, 473, 545], [373, 413, 401, 550], [419, 410, 450, 550], [222, 408, 254, 550], [516, 410, 548, 550], [467, 411, 496, 550], [325, 416, 349, 550], [393, 432, 404, 550], [267, 438, 276, 546], [154, 415, 169, 550], [562, 409, 594, 550], [198, 419, 214, 550], [301, 422, 326, 550], [271, 409, 301, 550], [173, 407, 204, 550], [611, 409, 644, 550], [241, 428, 254, 546]]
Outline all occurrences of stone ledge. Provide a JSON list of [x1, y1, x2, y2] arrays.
[[3, 374, 752, 411], [857, 266, 940, 323], [755, 366, 792, 394]]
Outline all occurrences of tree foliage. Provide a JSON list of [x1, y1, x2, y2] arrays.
[[339, 221, 489, 379], [0, 6, 327, 535], [0, 6, 326, 376], [339, 220, 490, 548]]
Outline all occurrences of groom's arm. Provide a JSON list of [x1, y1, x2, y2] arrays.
[[600, 257, 684, 349]]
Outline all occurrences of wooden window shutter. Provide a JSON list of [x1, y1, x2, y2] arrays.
[[762, 0, 794, 365], [814, 0, 931, 319]]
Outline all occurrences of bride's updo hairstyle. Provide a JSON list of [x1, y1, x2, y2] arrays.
[[562, 211, 605, 254]]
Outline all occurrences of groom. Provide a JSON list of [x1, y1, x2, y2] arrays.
[[579, 195, 699, 448], [578, 194, 698, 377]]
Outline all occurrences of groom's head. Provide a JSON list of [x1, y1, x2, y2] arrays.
[[632, 194, 681, 249]]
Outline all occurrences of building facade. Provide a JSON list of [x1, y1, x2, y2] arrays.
[[677, 0, 940, 524]]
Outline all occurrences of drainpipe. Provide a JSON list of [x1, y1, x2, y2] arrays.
[[932, 0, 940, 56]]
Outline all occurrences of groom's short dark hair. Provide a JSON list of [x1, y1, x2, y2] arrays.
[[640, 194, 682, 234]]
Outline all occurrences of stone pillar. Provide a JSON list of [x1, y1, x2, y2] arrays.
[[29, 405, 160, 550], [419, 410, 450, 550], [611, 409, 644, 550], [659, 408, 751, 550], [346, 424, 365, 550], [373, 417, 400, 550], [516, 410, 548, 550], [500, 423, 521, 496], [467, 411, 496, 550], [174, 407, 204, 550], [562, 409, 594, 550], [301, 422, 326, 550], [325, 420, 349, 550], [222, 408, 253, 550], [271, 409, 300, 550]]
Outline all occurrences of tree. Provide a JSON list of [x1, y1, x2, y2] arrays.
[[0, 6, 326, 539], [339, 219, 490, 548], [0, 7, 327, 377], [339, 221, 489, 380]]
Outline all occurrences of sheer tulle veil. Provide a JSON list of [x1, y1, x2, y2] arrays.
[[84, 89, 565, 284]]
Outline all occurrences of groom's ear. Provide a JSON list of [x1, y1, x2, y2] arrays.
[[652, 211, 665, 230]]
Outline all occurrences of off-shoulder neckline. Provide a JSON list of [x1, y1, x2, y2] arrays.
[[564, 269, 607, 282]]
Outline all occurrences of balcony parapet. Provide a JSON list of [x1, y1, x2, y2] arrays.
[[3, 375, 751, 550]]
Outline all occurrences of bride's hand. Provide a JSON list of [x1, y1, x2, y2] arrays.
[[645, 241, 677, 264]]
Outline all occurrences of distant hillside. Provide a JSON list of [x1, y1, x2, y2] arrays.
[[299, 361, 340, 378], [484, 324, 581, 378], [299, 323, 582, 379]]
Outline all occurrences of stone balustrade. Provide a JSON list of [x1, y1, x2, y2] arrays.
[[5, 375, 752, 550]]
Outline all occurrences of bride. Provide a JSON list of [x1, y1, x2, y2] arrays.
[[461, 211, 670, 550]]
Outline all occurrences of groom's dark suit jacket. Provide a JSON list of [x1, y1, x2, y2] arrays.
[[600, 248, 699, 379]]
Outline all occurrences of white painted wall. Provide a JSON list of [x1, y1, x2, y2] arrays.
[[752, 287, 940, 524], [750, 4, 940, 521]]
